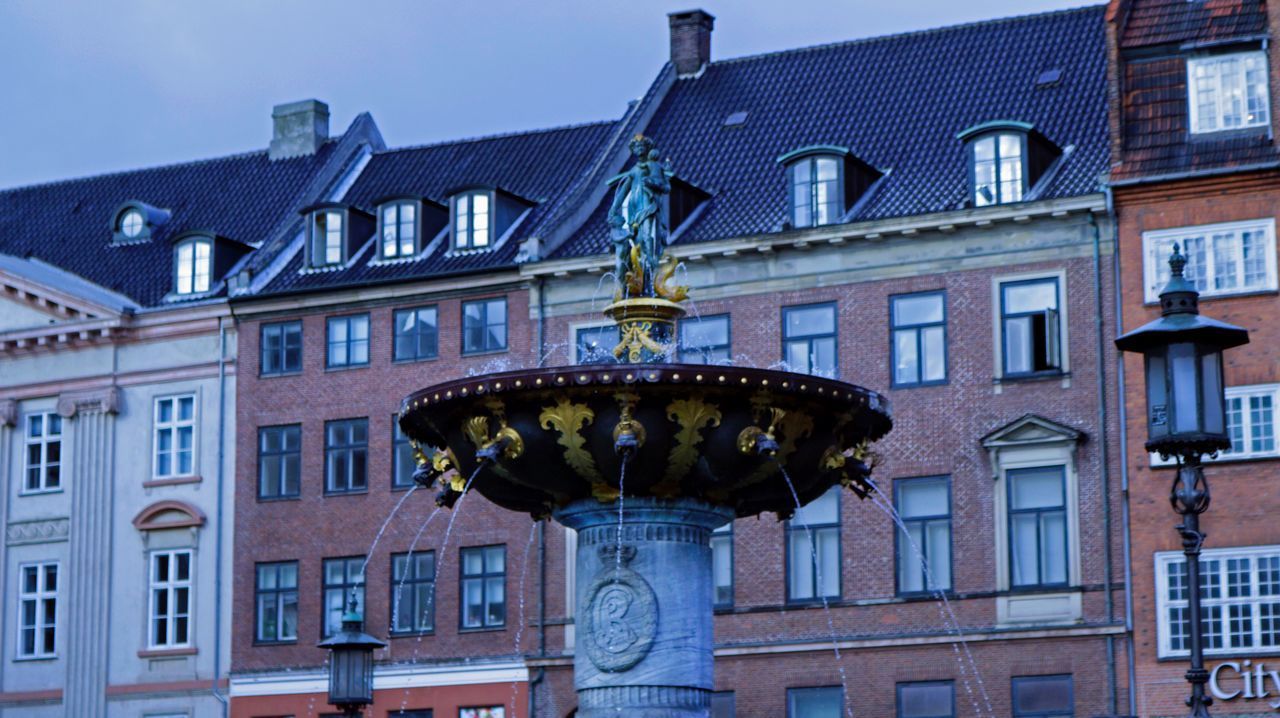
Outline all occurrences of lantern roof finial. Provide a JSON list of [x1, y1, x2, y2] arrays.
[[1158, 241, 1200, 318]]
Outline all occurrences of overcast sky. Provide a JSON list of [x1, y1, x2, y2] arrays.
[[0, 0, 1093, 189]]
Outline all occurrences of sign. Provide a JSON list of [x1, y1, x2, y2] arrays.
[[1211, 660, 1280, 710]]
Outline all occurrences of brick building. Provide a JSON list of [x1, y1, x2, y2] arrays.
[[1108, 1, 1280, 715]]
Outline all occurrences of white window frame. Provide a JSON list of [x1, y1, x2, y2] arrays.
[[1142, 219, 1278, 303], [1155, 544, 1280, 658], [453, 190, 492, 250], [16, 561, 58, 659], [1151, 384, 1280, 465], [153, 394, 198, 480], [22, 412, 63, 494], [379, 201, 418, 259], [1188, 51, 1271, 134], [174, 238, 212, 295], [148, 549, 193, 650]]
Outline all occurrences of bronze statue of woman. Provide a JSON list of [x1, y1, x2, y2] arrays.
[[607, 135, 671, 297]]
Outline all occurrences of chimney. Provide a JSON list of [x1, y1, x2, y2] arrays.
[[668, 10, 715, 76], [269, 99, 330, 160]]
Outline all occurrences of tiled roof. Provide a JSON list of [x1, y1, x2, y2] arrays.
[[553, 5, 1110, 259], [1119, 0, 1266, 48], [0, 143, 338, 307], [259, 120, 618, 295]]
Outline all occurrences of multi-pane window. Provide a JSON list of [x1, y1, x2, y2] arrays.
[[460, 708, 504, 718], [325, 419, 368, 495], [679, 315, 731, 364], [393, 306, 438, 362], [260, 321, 302, 376], [1011, 675, 1073, 717], [1157, 546, 1280, 657], [118, 208, 145, 240], [255, 561, 298, 643], [1223, 385, 1279, 459], [381, 201, 418, 258], [460, 545, 506, 629], [462, 298, 507, 355], [1144, 221, 1277, 302], [149, 550, 192, 649], [24, 412, 62, 493], [575, 325, 620, 364], [783, 303, 837, 377], [897, 681, 954, 718], [258, 425, 301, 500], [391, 551, 435, 634], [323, 556, 365, 638], [1000, 277, 1061, 376], [891, 292, 946, 387], [711, 522, 733, 607], [312, 210, 344, 266], [895, 477, 951, 594], [789, 156, 842, 228], [972, 133, 1024, 206], [326, 314, 370, 368], [393, 420, 418, 490], [711, 692, 736, 718], [454, 191, 491, 250], [1188, 51, 1270, 134], [1008, 466, 1068, 589], [17, 563, 57, 658], [174, 238, 212, 295], [787, 487, 841, 602], [154, 395, 196, 479], [787, 686, 844, 718]]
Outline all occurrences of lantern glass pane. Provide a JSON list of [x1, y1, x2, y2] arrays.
[[1201, 350, 1226, 435], [1169, 343, 1201, 434], [1146, 353, 1169, 441]]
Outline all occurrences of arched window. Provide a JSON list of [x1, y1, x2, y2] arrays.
[[959, 121, 1060, 208], [174, 237, 213, 295], [789, 155, 842, 228]]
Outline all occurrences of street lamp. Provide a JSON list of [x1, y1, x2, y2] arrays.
[[317, 590, 386, 717], [1115, 243, 1249, 717]]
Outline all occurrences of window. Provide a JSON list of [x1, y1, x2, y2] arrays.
[[311, 210, 344, 266], [787, 487, 840, 602], [260, 321, 302, 376], [711, 522, 733, 607], [174, 238, 212, 295], [17, 562, 57, 658], [460, 545, 505, 629], [393, 420, 418, 490], [1156, 545, 1280, 657], [891, 292, 946, 387], [679, 315, 731, 364], [154, 395, 196, 479], [391, 552, 435, 634], [783, 303, 837, 377], [393, 307, 438, 362], [462, 298, 507, 355], [149, 550, 192, 649], [711, 692, 735, 718], [971, 133, 1024, 206], [1011, 675, 1073, 717], [1008, 467, 1068, 589], [459, 709, 504, 718], [1224, 384, 1279, 459], [895, 477, 951, 594], [258, 425, 301, 500], [1143, 221, 1277, 302], [1188, 51, 1270, 134], [325, 419, 368, 495], [326, 314, 370, 368], [24, 412, 62, 493], [322, 556, 365, 638], [381, 201, 418, 258], [390, 711, 433, 718], [454, 191, 491, 250], [999, 277, 1061, 377], [119, 208, 146, 239], [255, 561, 298, 643], [898, 681, 954, 718], [787, 686, 843, 718], [789, 156, 842, 228], [575, 325, 620, 364]]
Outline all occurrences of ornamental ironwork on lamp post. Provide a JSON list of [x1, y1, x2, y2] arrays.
[[317, 591, 386, 718], [1115, 243, 1249, 717]]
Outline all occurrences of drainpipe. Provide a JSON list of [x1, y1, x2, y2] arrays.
[[535, 276, 548, 366], [211, 315, 230, 716]]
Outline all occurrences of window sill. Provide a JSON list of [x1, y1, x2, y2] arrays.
[[1158, 648, 1280, 663], [138, 647, 197, 658], [391, 484, 417, 493], [389, 630, 436, 639], [458, 625, 507, 634], [713, 604, 734, 614], [1144, 287, 1278, 306], [1187, 125, 1270, 142], [144, 475, 202, 488], [890, 380, 949, 391], [1151, 453, 1280, 469], [324, 489, 369, 498], [13, 654, 57, 662], [256, 494, 302, 503], [252, 639, 298, 647], [896, 590, 957, 602], [784, 597, 841, 608], [18, 488, 63, 497], [259, 370, 304, 379], [461, 347, 510, 358], [994, 371, 1068, 385], [393, 355, 440, 365], [996, 589, 1081, 626], [325, 363, 370, 373]]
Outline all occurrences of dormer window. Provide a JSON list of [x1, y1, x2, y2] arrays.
[[111, 201, 170, 244], [777, 146, 882, 229], [301, 203, 374, 269], [174, 237, 212, 295], [454, 191, 491, 250], [959, 122, 1061, 208], [1188, 51, 1270, 134], [120, 209, 145, 239], [380, 201, 417, 258], [314, 210, 344, 265]]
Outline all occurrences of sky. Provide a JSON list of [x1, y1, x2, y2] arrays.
[[0, 0, 1094, 190]]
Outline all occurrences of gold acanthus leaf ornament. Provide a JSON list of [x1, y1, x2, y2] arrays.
[[653, 397, 722, 497], [539, 398, 604, 487]]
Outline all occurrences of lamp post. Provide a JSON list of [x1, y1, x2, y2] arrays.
[[1115, 243, 1249, 717], [317, 591, 386, 718]]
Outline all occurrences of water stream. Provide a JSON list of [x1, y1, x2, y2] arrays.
[[615, 460, 627, 580], [508, 520, 540, 718], [361, 485, 418, 578]]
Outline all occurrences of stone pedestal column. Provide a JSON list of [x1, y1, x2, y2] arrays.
[[554, 497, 732, 718]]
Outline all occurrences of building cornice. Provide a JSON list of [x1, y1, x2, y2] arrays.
[[230, 270, 527, 319]]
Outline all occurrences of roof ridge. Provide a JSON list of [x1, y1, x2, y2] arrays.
[[710, 3, 1105, 69], [375, 118, 618, 155]]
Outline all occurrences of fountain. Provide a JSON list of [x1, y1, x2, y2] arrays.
[[398, 136, 893, 717]]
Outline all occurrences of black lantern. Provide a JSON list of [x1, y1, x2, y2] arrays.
[[317, 591, 386, 717], [1115, 243, 1249, 459]]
